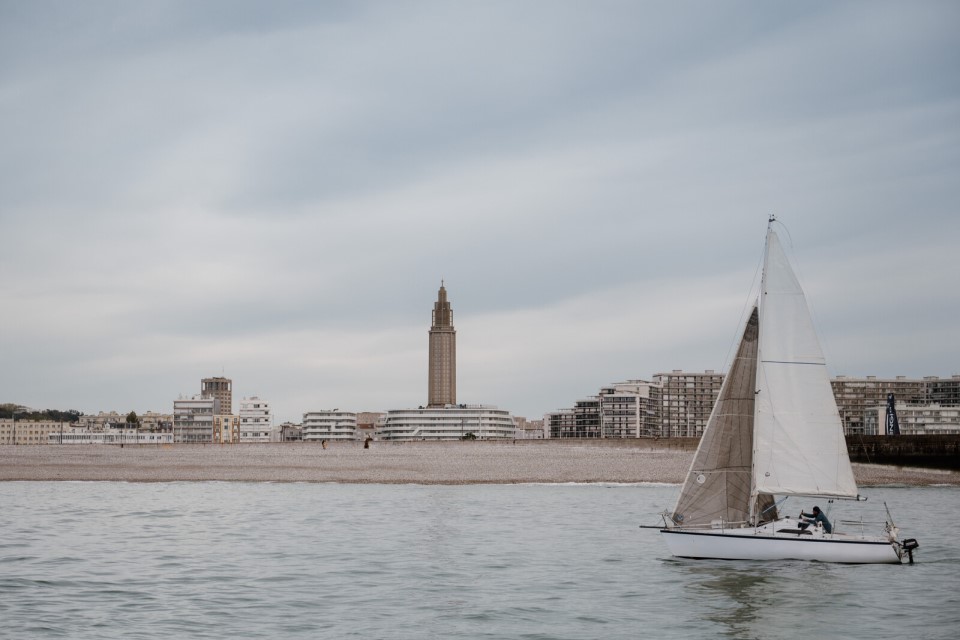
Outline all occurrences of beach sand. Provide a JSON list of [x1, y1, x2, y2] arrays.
[[1, 441, 957, 486]]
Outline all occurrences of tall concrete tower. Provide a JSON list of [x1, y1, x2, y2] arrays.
[[201, 376, 233, 415], [428, 282, 456, 407]]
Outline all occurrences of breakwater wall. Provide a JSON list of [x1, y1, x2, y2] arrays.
[[508, 438, 701, 451], [518, 435, 958, 469], [845, 435, 960, 470]]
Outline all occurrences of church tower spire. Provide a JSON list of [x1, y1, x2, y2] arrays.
[[428, 282, 456, 407]]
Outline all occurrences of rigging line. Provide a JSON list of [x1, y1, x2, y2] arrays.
[[856, 430, 873, 465], [770, 215, 794, 249], [721, 236, 764, 374]]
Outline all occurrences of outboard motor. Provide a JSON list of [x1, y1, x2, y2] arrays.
[[900, 538, 919, 564]]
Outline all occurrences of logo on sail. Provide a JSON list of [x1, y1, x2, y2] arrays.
[[885, 393, 900, 436]]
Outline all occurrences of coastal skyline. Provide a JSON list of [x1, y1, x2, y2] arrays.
[[2, 2, 958, 423]]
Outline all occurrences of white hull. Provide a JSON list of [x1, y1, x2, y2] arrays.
[[661, 519, 902, 564]]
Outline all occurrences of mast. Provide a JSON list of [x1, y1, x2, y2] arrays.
[[748, 218, 775, 523]]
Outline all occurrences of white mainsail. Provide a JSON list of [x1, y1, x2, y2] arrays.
[[752, 229, 858, 499]]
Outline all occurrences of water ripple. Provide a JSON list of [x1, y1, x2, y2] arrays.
[[0, 482, 955, 639]]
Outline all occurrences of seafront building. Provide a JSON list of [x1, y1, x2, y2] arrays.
[[302, 411, 358, 441], [77, 411, 172, 431], [572, 398, 601, 438], [652, 370, 724, 438], [378, 405, 516, 441], [547, 372, 720, 439], [547, 380, 663, 439], [239, 397, 274, 442], [514, 417, 546, 439], [213, 415, 240, 443], [600, 380, 661, 438], [357, 412, 383, 442], [201, 376, 233, 415], [173, 395, 218, 443], [831, 375, 960, 434], [864, 402, 960, 435], [547, 372, 960, 438], [357, 412, 383, 430], [278, 422, 303, 441], [0, 419, 71, 445], [545, 409, 576, 439], [138, 412, 174, 432], [47, 428, 173, 445]]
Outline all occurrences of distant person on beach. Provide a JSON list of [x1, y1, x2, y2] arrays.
[[321, 440, 327, 449], [799, 506, 832, 533]]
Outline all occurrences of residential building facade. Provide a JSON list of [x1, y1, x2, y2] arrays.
[[173, 395, 218, 443], [201, 376, 233, 415], [378, 405, 516, 441], [48, 428, 173, 445], [514, 417, 546, 439], [76, 411, 172, 431], [599, 380, 661, 438], [832, 375, 960, 434], [865, 402, 960, 435], [545, 409, 576, 439], [548, 372, 959, 438], [213, 415, 240, 443], [652, 370, 723, 438], [0, 419, 70, 445], [279, 422, 303, 442], [573, 398, 601, 438], [302, 411, 358, 441], [240, 397, 273, 442]]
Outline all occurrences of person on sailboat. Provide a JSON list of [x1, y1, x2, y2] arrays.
[[799, 506, 832, 533]]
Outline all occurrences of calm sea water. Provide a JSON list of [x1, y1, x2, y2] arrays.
[[1, 482, 958, 639]]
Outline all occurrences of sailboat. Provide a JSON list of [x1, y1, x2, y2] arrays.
[[659, 217, 918, 564]]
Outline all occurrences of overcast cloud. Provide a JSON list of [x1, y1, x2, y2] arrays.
[[2, 1, 958, 423]]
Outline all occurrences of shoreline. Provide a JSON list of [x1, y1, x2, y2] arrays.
[[2, 441, 958, 486]]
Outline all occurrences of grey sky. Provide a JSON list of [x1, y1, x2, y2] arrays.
[[2, 1, 958, 423]]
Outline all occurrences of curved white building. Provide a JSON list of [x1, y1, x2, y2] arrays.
[[302, 411, 358, 441], [377, 405, 516, 441]]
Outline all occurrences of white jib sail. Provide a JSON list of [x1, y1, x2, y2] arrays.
[[753, 229, 858, 498]]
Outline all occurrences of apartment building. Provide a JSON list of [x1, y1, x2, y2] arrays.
[[240, 397, 273, 442], [652, 370, 724, 438], [545, 409, 576, 439], [0, 419, 70, 445], [599, 380, 661, 438], [77, 411, 172, 431], [201, 377, 233, 415], [213, 415, 240, 443], [173, 395, 218, 443], [302, 410, 358, 441], [832, 375, 960, 434], [547, 372, 958, 438], [865, 402, 960, 435], [377, 405, 516, 441]]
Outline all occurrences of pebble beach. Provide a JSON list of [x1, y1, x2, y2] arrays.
[[1, 441, 957, 485]]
